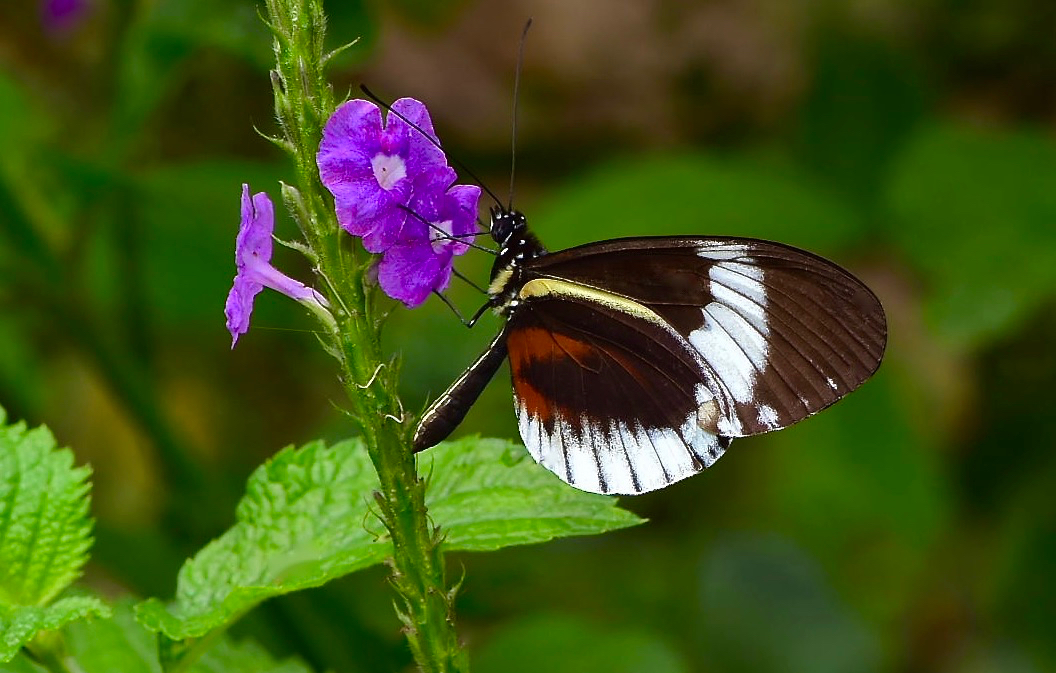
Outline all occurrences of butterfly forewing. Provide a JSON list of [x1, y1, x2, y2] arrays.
[[522, 237, 887, 437], [506, 282, 729, 495]]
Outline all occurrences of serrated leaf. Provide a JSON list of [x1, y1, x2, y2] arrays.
[[136, 436, 641, 642], [0, 408, 94, 607], [135, 438, 388, 641], [423, 437, 644, 552], [0, 597, 110, 663]]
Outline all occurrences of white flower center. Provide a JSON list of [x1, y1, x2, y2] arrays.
[[371, 154, 406, 191], [429, 219, 455, 253]]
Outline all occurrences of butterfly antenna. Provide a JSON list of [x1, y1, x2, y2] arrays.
[[360, 85, 505, 210], [508, 18, 532, 212], [397, 204, 498, 255], [452, 268, 488, 295]]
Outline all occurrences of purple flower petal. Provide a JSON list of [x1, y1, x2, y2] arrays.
[[237, 185, 275, 264], [226, 185, 329, 347], [377, 241, 451, 308], [318, 98, 447, 253], [375, 180, 482, 308]]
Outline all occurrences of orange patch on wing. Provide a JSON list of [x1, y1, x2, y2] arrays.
[[508, 326, 596, 425]]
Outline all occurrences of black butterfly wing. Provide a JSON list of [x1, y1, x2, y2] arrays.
[[506, 279, 730, 495], [522, 236, 887, 437]]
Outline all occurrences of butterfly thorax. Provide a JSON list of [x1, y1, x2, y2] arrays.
[[487, 207, 546, 314]]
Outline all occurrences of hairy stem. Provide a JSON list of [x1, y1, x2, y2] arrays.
[[262, 1, 465, 670]]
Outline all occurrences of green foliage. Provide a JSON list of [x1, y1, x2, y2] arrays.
[[135, 161, 291, 326], [135, 438, 389, 641], [1, 600, 315, 673], [698, 534, 882, 673], [0, 409, 95, 607], [425, 437, 643, 552], [886, 123, 1056, 347], [474, 614, 687, 673], [0, 598, 109, 663], [0, 407, 109, 663], [534, 154, 866, 254], [3, 0, 1056, 670], [137, 436, 641, 642]]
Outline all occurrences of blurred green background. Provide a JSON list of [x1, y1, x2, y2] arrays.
[[3, 0, 1056, 671]]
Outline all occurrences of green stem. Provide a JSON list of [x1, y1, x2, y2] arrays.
[[263, 1, 466, 670]]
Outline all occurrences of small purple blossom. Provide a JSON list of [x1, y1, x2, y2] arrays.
[[317, 98, 447, 253], [41, 0, 91, 34], [317, 97, 483, 308], [377, 166, 481, 307], [225, 185, 329, 348]]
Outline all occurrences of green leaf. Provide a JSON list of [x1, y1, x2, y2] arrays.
[[886, 123, 1056, 347], [0, 652, 47, 672], [423, 437, 644, 552], [135, 438, 389, 641], [698, 534, 883, 673], [192, 637, 315, 673], [136, 436, 640, 643], [0, 408, 94, 607], [64, 600, 314, 673], [0, 597, 110, 663], [474, 613, 687, 673]]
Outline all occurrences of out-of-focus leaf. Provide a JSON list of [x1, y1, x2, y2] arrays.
[[0, 652, 47, 672], [134, 438, 388, 641], [474, 613, 687, 673], [65, 600, 314, 673], [0, 76, 44, 159], [0, 408, 94, 607], [64, 600, 160, 673], [135, 161, 290, 327], [193, 637, 314, 673], [146, 0, 271, 67], [324, 0, 378, 68], [886, 123, 1056, 347], [989, 458, 1056, 670], [698, 533, 882, 673], [798, 32, 927, 206], [761, 369, 950, 626], [423, 437, 643, 552], [0, 597, 110, 663], [112, 0, 268, 155], [534, 154, 866, 254]]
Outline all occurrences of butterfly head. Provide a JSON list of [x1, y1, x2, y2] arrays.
[[486, 206, 545, 312], [489, 206, 528, 246]]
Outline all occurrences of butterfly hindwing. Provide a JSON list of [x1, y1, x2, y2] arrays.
[[523, 237, 887, 437], [506, 280, 729, 495]]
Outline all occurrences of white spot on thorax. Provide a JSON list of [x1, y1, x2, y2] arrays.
[[371, 153, 406, 190]]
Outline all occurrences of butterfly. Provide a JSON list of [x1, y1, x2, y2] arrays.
[[413, 206, 887, 495]]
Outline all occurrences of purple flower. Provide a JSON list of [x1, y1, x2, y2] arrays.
[[377, 166, 481, 307], [225, 185, 329, 348], [41, 0, 90, 34], [317, 98, 447, 253]]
